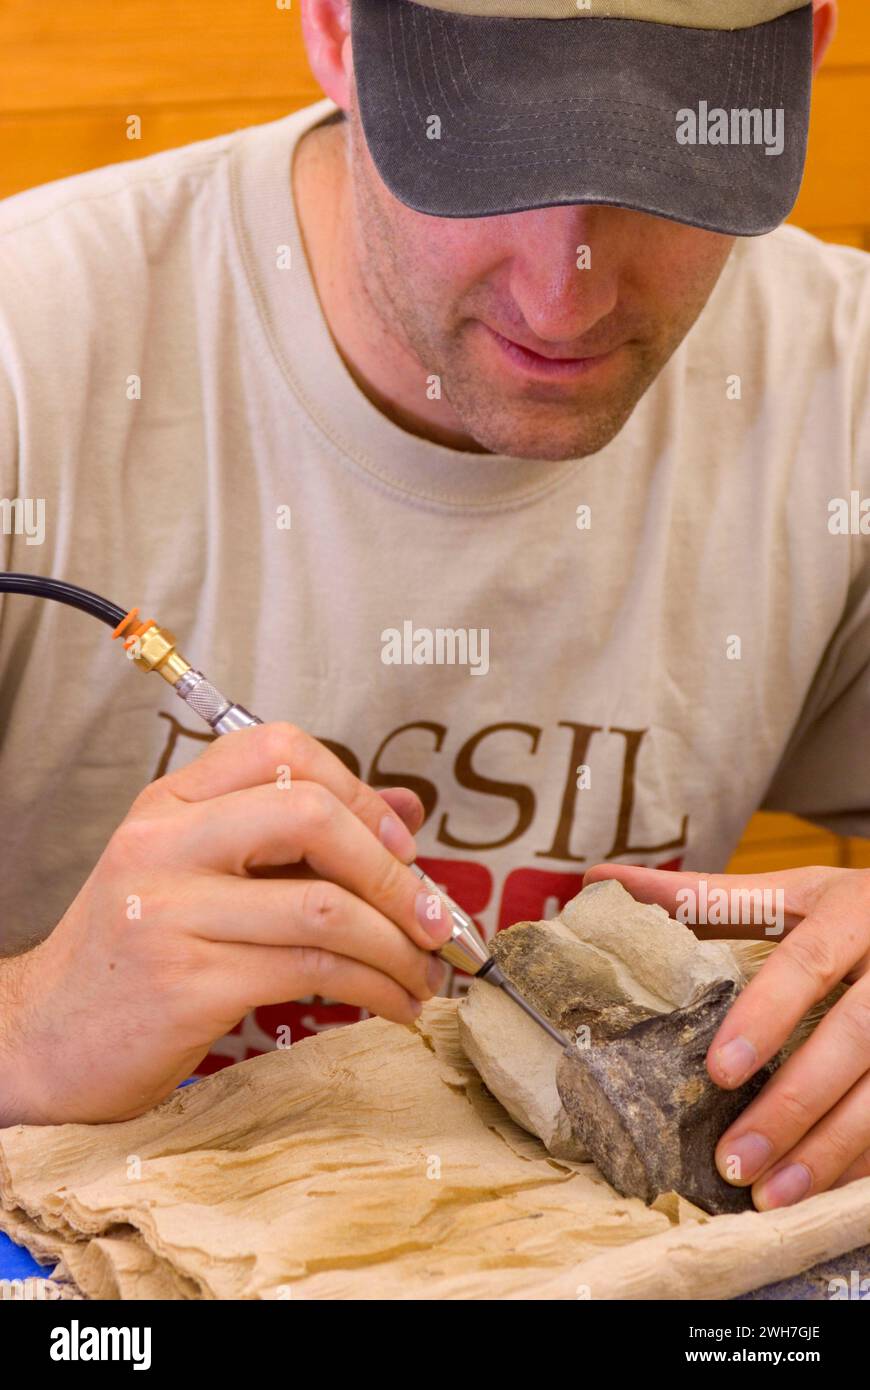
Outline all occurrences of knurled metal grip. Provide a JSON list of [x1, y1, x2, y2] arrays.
[[174, 669, 263, 733], [174, 670, 231, 726]]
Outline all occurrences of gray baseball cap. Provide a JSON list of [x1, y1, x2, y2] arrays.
[[351, 0, 814, 235]]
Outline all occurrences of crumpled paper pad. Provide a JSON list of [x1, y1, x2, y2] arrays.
[[1, 998, 868, 1300]]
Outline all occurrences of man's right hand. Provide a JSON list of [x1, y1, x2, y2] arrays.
[[0, 722, 453, 1126]]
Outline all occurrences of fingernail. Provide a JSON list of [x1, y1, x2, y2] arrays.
[[387, 789, 425, 834], [755, 1162, 812, 1210], [713, 1036, 757, 1086], [379, 814, 416, 862], [427, 956, 448, 994], [717, 1131, 773, 1184], [409, 998, 423, 1019], [416, 889, 452, 943]]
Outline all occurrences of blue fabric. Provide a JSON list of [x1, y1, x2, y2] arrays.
[[0, 1077, 201, 1286], [0, 1235, 52, 1280]]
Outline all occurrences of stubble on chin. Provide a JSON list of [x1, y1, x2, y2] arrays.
[[432, 333, 672, 461]]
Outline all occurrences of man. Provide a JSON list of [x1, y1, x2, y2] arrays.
[[0, 0, 867, 1214]]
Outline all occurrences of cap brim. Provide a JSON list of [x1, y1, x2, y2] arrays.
[[351, 0, 813, 236]]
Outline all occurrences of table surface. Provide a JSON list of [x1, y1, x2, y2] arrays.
[[3, 1223, 867, 1300], [0, 1074, 865, 1300]]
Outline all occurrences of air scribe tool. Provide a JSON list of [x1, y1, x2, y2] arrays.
[[110, 607, 572, 1049], [0, 573, 572, 1051]]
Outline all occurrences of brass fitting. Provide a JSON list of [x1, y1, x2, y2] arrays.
[[111, 609, 192, 686]]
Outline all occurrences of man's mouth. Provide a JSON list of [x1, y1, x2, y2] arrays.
[[483, 325, 620, 380]]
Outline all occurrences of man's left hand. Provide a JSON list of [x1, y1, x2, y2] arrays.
[[583, 863, 870, 1209]]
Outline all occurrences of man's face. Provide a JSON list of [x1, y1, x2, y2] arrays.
[[346, 100, 735, 462]]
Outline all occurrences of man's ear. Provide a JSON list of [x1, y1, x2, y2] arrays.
[[300, 0, 353, 110], [811, 0, 838, 75]]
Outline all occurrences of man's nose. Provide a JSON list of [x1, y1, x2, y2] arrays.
[[506, 205, 619, 343]]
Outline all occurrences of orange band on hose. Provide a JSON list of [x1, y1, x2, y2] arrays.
[[111, 608, 140, 640], [112, 609, 157, 648]]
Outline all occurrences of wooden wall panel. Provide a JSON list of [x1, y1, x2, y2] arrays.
[[0, 0, 316, 108], [0, 102, 306, 197], [794, 68, 870, 244], [0, 0, 321, 198], [822, 0, 870, 65], [0, 0, 867, 872]]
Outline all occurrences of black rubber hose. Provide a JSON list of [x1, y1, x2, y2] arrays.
[[0, 573, 127, 629]]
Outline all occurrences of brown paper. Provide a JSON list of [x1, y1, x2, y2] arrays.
[[1, 997, 867, 1300]]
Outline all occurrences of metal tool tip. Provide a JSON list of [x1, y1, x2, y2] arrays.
[[483, 962, 573, 1051]]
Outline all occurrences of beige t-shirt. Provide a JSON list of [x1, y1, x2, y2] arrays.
[[1, 99, 869, 1066]]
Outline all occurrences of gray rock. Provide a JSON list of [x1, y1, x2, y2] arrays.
[[556, 980, 773, 1215], [458, 880, 746, 1166]]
